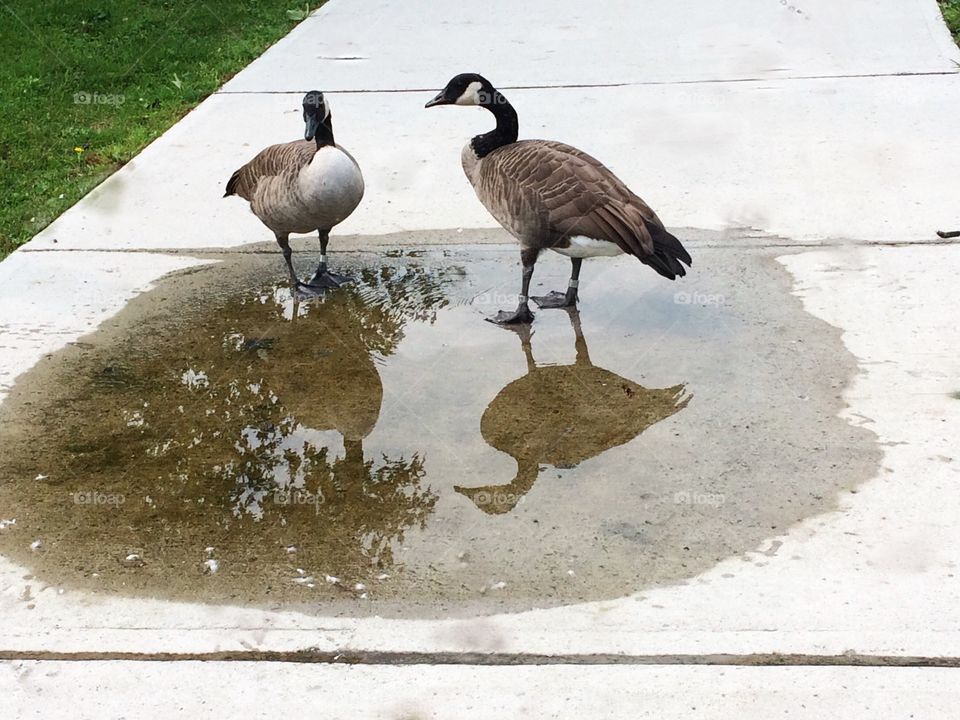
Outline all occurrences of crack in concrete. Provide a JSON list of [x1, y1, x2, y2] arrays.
[[215, 69, 960, 96], [17, 237, 960, 255], [3, 650, 960, 667]]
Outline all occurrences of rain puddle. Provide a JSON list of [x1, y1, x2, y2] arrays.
[[0, 245, 879, 617]]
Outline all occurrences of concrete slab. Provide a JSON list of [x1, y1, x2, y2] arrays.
[[23, 74, 960, 251], [220, 0, 960, 91], [1, 244, 959, 661], [0, 245, 878, 617], [5, 662, 960, 719]]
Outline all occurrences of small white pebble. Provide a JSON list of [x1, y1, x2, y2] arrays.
[[125, 553, 140, 562], [204, 546, 215, 554], [492, 581, 507, 590], [34, 474, 48, 481], [359, 592, 368, 600], [354, 583, 366, 591], [325, 575, 340, 584], [202, 559, 219, 574], [0, 519, 16, 530], [376, 573, 390, 580], [30, 540, 43, 551], [285, 545, 298, 553], [567, 570, 576, 577]]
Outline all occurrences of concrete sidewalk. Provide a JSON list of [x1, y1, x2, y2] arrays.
[[3, 1, 960, 717]]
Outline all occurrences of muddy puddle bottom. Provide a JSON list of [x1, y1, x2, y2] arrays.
[[0, 245, 879, 617]]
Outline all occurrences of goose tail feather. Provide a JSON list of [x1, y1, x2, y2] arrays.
[[224, 169, 242, 198], [641, 226, 692, 280]]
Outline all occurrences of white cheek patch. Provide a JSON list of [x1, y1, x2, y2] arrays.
[[455, 81, 483, 106]]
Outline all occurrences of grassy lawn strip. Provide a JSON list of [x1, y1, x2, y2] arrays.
[[0, 1, 321, 258], [941, 0, 960, 45]]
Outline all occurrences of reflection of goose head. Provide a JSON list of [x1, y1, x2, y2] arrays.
[[456, 309, 690, 514]]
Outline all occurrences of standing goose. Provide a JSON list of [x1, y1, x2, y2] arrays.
[[225, 91, 364, 293], [426, 74, 691, 324]]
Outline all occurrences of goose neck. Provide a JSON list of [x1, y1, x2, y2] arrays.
[[471, 90, 518, 158]]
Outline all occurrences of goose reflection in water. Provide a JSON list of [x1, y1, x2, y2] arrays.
[[456, 309, 690, 514], [209, 270, 449, 570], [0, 265, 452, 600]]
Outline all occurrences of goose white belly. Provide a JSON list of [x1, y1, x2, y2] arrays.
[[296, 145, 365, 227], [551, 236, 624, 259]]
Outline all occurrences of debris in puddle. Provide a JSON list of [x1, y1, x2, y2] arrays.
[[567, 570, 576, 577], [376, 573, 390, 580], [181, 369, 210, 389], [204, 546, 215, 554], [34, 474, 48, 481], [285, 545, 297, 553], [121, 553, 145, 568], [492, 581, 507, 590], [202, 559, 220, 575], [354, 583, 366, 591], [0, 519, 16, 530], [359, 593, 368, 600], [292, 575, 315, 585], [30, 540, 42, 551], [124, 410, 145, 428], [325, 575, 340, 585]]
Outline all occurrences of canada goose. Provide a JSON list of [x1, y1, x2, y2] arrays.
[[455, 309, 690, 514], [225, 91, 364, 293], [426, 74, 692, 324]]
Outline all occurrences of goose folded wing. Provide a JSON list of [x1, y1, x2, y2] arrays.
[[495, 141, 661, 258], [226, 141, 316, 200]]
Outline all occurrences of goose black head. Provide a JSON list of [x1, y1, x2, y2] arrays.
[[303, 90, 334, 146], [426, 73, 518, 158], [424, 73, 498, 108]]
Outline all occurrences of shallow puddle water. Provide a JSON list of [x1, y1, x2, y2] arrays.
[[0, 246, 879, 617]]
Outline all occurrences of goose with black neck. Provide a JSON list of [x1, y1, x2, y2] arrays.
[[426, 73, 691, 324], [225, 91, 364, 295]]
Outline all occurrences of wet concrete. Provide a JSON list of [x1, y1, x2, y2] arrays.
[[0, 243, 879, 617]]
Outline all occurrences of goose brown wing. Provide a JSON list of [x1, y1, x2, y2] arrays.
[[224, 140, 316, 200], [482, 140, 663, 257]]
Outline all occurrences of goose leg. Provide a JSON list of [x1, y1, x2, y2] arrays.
[[277, 233, 326, 298], [307, 229, 350, 288], [276, 233, 301, 289], [532, 257, 581, 309], [488, 248, 537, 325]]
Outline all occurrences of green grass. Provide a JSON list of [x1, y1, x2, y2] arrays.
[[0, 1, 320, 258], [941, 1, 960, 45]]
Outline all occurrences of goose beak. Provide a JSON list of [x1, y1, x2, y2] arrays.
[[304, 115, 320, 141], [424, 91, 449, 109]]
